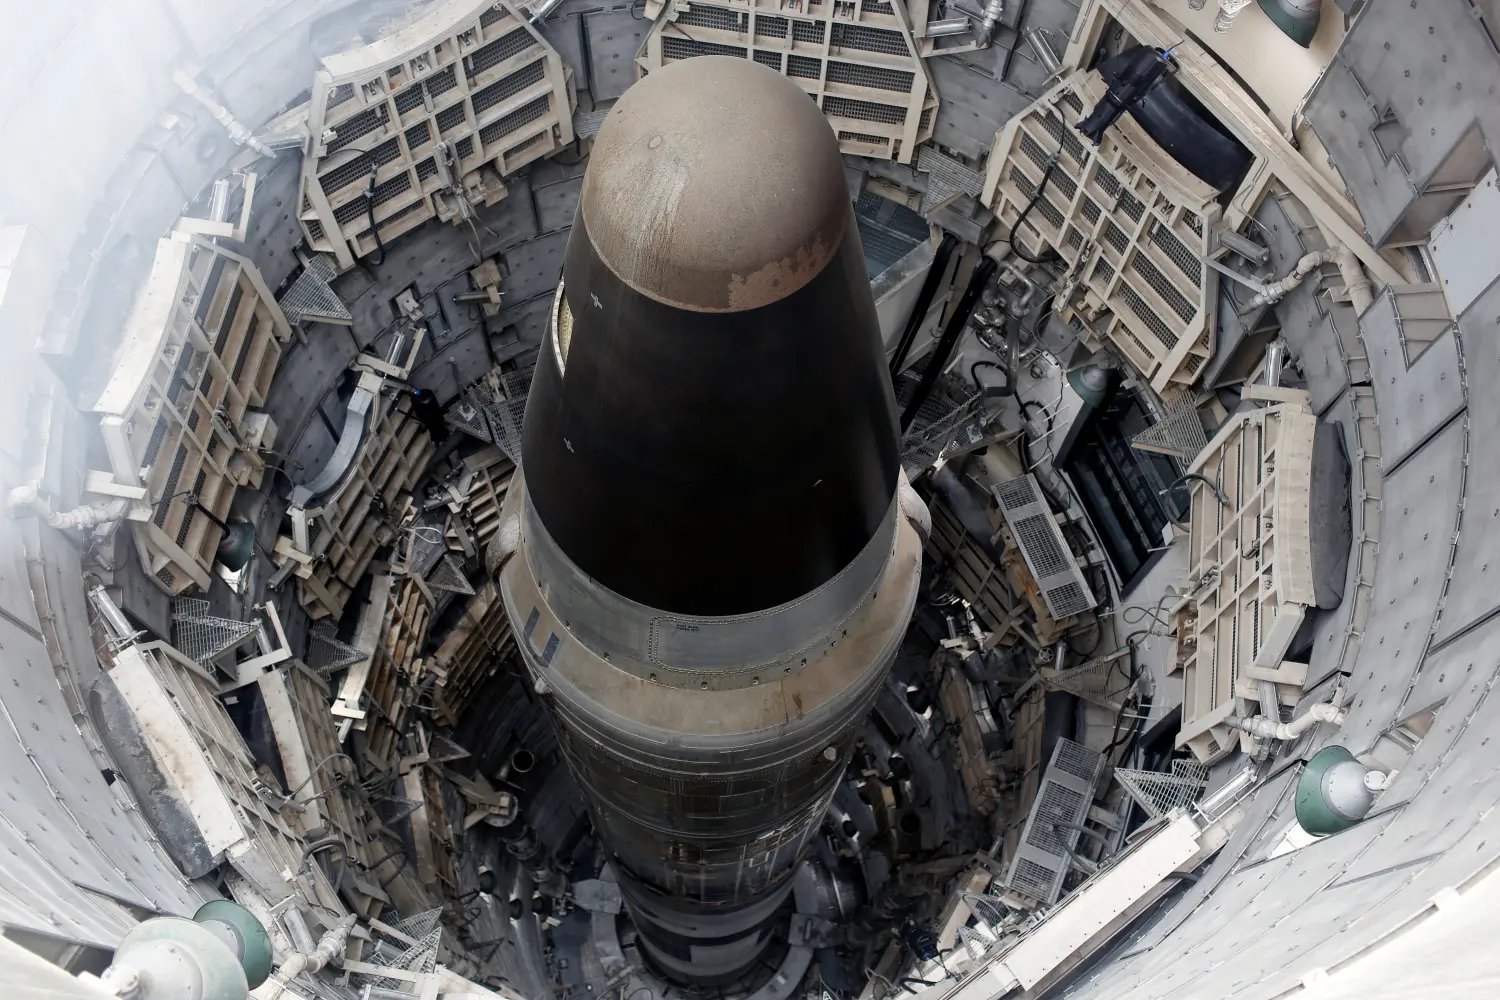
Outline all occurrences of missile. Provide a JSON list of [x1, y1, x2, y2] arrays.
[[498, 55, 924, 984]]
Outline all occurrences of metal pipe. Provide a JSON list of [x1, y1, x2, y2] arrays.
[[1227, 700, 1346, 742], [1247, 249, 1337, 309], [8, 484, 122, 531], [526, 0, 566, 22], [1194, 763, 1257, 821], [274, 913, 357, 982], [1214, 0, 1254, 31], [88, 586, 136, 641], [1022, 27, 1061, 74], [978, 0, 1005, 43], [1218, 228, 1270, 265], [1334, 245, 1374, 313], [173, 70, 274, 157], [925, 16, 972, 36], [1262, 341, 1285, 388], [283, 908, 317, 956]]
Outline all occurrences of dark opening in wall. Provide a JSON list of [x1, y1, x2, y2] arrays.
[[1056, 375, 1185, 593]]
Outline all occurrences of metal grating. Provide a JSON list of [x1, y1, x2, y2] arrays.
[[327, 106, 389, 152], [788, 54, 821, 78], [1005, 738, 1102, 904], [1017, 516, 1069, 582], [640, 0, 933, 163], [405, 119, 432, 149], [479, 94, 551, 147], [826, 60, 913, 93], [918, 145, 984, 214], [303, 2, 573, 261], [992, 474, 1096, 619], [427, 65, 459, 97], [1131, 391, 1209, 461], [395, 84, 426, 114], [171, 598, 260, 667], [1177, 399, 1318, 763], [1133, 254, 1197, 322], [823, 95, 906, 125], [1120, 284, 1179, 349], [792, 18, 825, 41], [428, 553, 476, 596], [574, 108, 609, 137], [1044, 654, 1121, 701], [757, 14, 789, 37], [470, 26, 537, 75], [483, 394, 529, 462], [394, 907, 444, 940], [900, 383, 983, 472], [661, 35, 747, 59], [308, 621, 369, 675], [436, 102, 468, 134], [327, 83, 356, 110], [1114, 760, 1209, 819], [830, 22, 907, 55], [675, 4, 747, 30], [1151, 222, 1203, 287], [363, 927, 442, 990], [472, 59, 546, 114], [446, 394, 493, 442]]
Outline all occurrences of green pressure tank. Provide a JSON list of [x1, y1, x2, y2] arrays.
[[102, 900, 273, 1000], [1295, 745, 1378, 836]]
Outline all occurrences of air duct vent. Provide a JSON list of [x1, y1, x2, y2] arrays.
[[992, 475, 1096, 620], [1005, 738, 1103, 904]]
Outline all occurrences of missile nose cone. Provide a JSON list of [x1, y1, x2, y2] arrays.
[[581, 56, 850, 312], [523, 56, 901, 616]]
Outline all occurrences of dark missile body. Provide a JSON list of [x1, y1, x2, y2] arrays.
[[506, 56, 915, 985]]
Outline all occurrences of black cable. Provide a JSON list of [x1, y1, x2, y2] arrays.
[[1065, 617, 1103, 657], [900, 256, 1000, 432], [970, 359, 1007, 388], [363, 847, 410, 888], [361, 159, 388, 266], [1018, 399, 1053, 432], [1160, 472, 1229, 525], [300, 838, 348, 892], [889, 233, 959, 380], [1008, 152, 1063, 265]]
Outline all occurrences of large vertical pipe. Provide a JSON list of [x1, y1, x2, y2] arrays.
[[498, 57, 922, 985]]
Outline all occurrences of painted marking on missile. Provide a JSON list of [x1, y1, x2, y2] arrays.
[[523, 607, 541, 648], [591, 293, 602, 309], [521, 605, 561, 667], [564, 438, 574, 453]]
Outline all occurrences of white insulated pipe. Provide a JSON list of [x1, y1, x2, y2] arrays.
[[273, 913, 357, 984], [1228, 701, 1347, 742], [1247, 244, 1374, 312]]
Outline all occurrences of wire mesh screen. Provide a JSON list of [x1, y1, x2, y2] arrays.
[[171, 598, 260, 666], [1114, 759, 1210, 819], [895, 370, 985, 473], [427, 553, 476, 595], [308, 621, 367, 675]]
